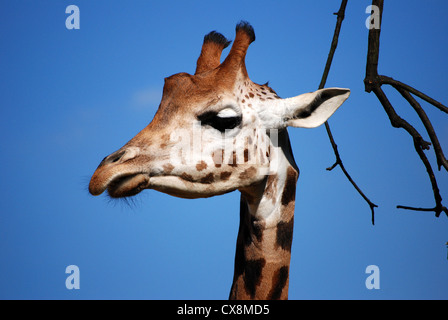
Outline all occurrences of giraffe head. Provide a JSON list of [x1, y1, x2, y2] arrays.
[[89, 22, 350, 200]]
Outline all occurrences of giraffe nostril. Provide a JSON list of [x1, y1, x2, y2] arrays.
[[99, 150, 126, 167], [111, 155, 121, 163]]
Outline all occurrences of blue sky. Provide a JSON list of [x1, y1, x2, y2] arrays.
[[0, 0, 447, 299]]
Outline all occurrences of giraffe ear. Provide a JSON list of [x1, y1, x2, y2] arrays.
[[282, 88, 350, 128]]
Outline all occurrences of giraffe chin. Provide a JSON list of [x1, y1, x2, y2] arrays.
[[106, 173, 150, 198]]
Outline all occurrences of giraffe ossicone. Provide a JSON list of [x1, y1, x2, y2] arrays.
[[89, 21, 350, 299]]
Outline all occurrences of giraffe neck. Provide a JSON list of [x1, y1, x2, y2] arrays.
[[229, 129, 298, 300]]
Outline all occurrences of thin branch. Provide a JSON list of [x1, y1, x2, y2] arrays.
[[372, 86, 447, 217], [380, 75, 448, 114], [320, 0, 378, 225], [325, 123, 378, 225], [396, 137, 448, 218], [371, 85, 431, 151], [395, 85, 448, 171], [318, 0, 348, 90], [397, 205, 448, 217]]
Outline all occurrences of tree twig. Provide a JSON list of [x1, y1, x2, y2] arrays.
[[380, 75, 448, 114], [320, 0, 378, 225], [395, 85, 448, 172], [396, 137, 447, 218], [318, 0, 348, 90]]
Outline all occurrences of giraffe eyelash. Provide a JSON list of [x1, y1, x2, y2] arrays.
[[197, 111, 242, 133]]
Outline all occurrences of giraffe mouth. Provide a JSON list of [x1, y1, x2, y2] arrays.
[[106, 173, 150, 198]]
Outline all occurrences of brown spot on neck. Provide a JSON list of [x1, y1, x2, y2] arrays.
[[276, 217, 294, 252], [281, 166, 298, 206], [243, 258, 266, 298], [267, 266, 289, 300]]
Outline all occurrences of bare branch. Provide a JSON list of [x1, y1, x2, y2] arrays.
[[396, 137, 448, 218], [370, 85, 431, 151], [395, 85, 448, 171], [364, 0, 447, 218], [380, 75, 448, 114], [325, 123, 378, 224], [319, 0, 348, 90], [319, 0, 378, 225]]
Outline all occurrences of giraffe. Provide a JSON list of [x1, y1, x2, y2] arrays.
[[89, 22, 350, 300]]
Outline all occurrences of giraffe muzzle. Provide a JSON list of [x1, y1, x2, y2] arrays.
[[106, 173, 150, 198], [89, 147, 150, 197], [89, 169, 150, 198]]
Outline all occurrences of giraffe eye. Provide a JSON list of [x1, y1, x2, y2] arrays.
[[197, 110, 242, 133]]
